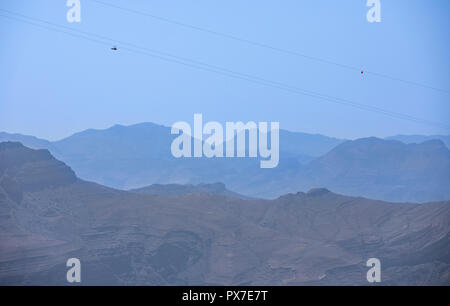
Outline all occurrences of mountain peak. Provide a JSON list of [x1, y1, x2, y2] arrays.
[[306, 188, 331, 196], [0, 141, 77, 191], [0, 141, 25, 151]]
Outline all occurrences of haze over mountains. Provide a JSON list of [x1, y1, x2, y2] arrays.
[[0, 142, 449, 285], [278, 138, 450, 202], [1, 123, 450, 202]]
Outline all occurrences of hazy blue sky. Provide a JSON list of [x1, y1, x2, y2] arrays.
[[0, 0, 449, 140]]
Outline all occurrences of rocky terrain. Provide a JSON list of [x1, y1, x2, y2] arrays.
[[0, 142, 449, 285]]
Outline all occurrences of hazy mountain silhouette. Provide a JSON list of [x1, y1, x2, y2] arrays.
[[0, 124, 449, 202], [387, 135, 450, 149], [292, 137, 450, 202], [0, 132, 51, 150], [0, 124, 343, 191], [0, 142, 449, 285]]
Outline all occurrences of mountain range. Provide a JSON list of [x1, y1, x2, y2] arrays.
[[0, 142, 449, 285], [387, 134, 450, 149], [1, 124, 450, 202]]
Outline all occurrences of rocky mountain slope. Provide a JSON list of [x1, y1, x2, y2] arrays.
[[0, 142, 449, 285]]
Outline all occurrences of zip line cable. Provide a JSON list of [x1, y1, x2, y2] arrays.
[[88, 0, 450, 95], [1, 10, 447, 130], [0, 10, 449, 130]]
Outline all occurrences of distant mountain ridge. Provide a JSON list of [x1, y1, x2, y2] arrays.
[[0, 123, 344, 189], [387, 134, 450, 149], [293, 137, 450, 202], [0, 132, 51, 150], [1, 124, 449, 202]]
